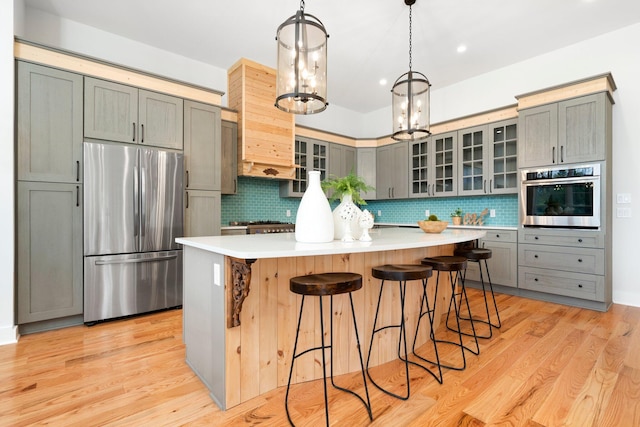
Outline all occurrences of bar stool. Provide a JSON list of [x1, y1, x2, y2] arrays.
[[453, 247, 502, 338], [285, 272, 372, 427], [421, 256, 479, 371], [366, 264, 442, 401]]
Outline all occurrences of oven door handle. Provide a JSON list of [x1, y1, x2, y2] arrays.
[[522, 176, 598, 186]]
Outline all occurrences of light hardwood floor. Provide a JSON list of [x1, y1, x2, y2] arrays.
[[1, 288, 639, 426]]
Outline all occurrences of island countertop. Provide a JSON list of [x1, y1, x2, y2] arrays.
[[176, 227, 486, 259]]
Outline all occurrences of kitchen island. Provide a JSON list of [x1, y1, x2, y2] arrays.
[[176, 227, 485, 410]]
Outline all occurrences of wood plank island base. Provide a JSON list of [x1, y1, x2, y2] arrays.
[[176, 227, 486, 410]]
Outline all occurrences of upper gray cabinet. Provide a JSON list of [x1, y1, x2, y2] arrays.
[[84, 77, 183, 150], [184, 100, 221, 191], [457, 119, 518, 196], [377, 141, 408, 200], [17, 61, 83, 183], [280, 136, 328, 197], [328, 143, 356, 179], [356, 147, 377, 200], [518, 93, 609, 168], [221, 120, 238, 195], [410, 133, 458, 198]]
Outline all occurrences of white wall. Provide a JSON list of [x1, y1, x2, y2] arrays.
[[0, 1, 18, 345], [5, 10, 638, 345]]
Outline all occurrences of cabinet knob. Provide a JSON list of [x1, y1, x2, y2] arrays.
[[578, 259, 583, 263], [578, 238, 583, 243], [534, 278, 539, 282], [578, 284, 583, 288], [534, 254, 538, 258], [534, 236, 539, 240], [496, 234, 500, 238]]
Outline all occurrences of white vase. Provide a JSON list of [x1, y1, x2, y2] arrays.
[[332, 194, 363, 241], [295, 171, 334, 243]]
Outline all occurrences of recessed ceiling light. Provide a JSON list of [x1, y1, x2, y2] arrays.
[[379, 78, 387, 86], [457, 45, 467, 53]]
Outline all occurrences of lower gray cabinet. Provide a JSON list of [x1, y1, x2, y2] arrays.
[[517, 227, 610, 310], [185, 190, 221, 237], [17, 181, 83, 324], [464, 229, 517, 288]]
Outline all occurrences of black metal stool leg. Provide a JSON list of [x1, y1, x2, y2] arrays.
[[411, 278, 443, 384], [285, 295, 306, 426]]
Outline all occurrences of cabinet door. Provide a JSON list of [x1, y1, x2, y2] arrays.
[[465, 241, 518, 288], [409, 139, 430, 197], [458, 125, 488, 195], [432, 132, 457, 197], [139, 89, 184, 149], [489, 119, 518, 194], [329, 143, 356, 178], [17, 62, 83, 183], [356, 147, 377, 200], [518, 103, 558, 168], [221, 120, 238, 194], [185, 190, 221, 237], [184, 101, 221, 191], [17, 182, 83, 323], [280, 137, 327, 197], [376, 142, 408, 199], [84, 77, 138, 143], [559, 93, 606, 164]]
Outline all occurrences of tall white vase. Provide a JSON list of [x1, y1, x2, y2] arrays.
[[295, 171, 334, 243], [333, 194, 363, 241]]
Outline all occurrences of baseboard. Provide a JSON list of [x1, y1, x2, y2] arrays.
[[0, 324, 19, 346]]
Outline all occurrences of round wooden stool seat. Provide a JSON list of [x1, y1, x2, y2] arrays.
[[289, 272, 362, 297], [422, 256, 468, 272], [454, 247, 492, 261], [371, 264, 433, 282]]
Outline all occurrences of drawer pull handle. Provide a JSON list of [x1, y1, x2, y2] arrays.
[[534, 254, 538, 258], [534, 278, 539, 282], [578, 259, 583, 263], [578, 284, 583, 288], [496, 234, 500, 238], [534, 236, 539, 240], [578, 238, 583, 243]]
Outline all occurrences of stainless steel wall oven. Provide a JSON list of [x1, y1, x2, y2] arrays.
[[521, 163, 601, 229]]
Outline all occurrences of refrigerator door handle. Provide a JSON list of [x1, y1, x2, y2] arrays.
[[140, 167, 146, 238], [133, 165, 140, 240], [94, 254, 178, 265]]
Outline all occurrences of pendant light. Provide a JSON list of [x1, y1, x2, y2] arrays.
[[392, 0, 431, 141], [275, 0, 329, 115]]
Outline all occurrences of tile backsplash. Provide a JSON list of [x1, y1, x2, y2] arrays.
[[221, 176, 519, 227]]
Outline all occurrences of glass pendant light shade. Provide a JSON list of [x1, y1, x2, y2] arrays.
[[276, 2, 328, 115], [392, 70, 430, 140]]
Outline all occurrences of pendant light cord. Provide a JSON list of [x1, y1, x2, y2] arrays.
[[300, 0, 305, 12], [408, 3, 413, 72]]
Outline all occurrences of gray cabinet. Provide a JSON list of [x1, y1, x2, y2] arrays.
[[458, 125, 488, 196], [409, 134, 456, 198], [328, 143, 356, 179], [517, 227, 610, 310], [17, 181, 83, 323], [458, 119, 518, 196], [280, 136, 328, 197], [376, 142, 408, 199], [184, 190, 221, 237], [518, 93, 609, 168], [85, 77, 183, 149], [184, 101, 221, 191], [221, 120, 238, 194], [17, 62, 83, 183], [357, 147, 377, 200], [464, 229, 517, 288]]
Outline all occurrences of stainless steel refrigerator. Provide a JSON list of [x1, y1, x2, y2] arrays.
[[83, 141, 183, 323]]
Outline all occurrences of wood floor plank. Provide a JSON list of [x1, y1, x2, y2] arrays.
[[2, 289, 640, 426]]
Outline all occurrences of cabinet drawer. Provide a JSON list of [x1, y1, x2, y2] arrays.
[[518, 244, 604, 275], [480, 229, 517, 243], [519, 228, 604, 248], [519, 267, 605, 302]]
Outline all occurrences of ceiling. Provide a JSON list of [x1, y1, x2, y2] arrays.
[[23, 0, 640, 114]]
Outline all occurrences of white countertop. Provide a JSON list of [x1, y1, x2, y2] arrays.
[[176, 227, 486, 259]]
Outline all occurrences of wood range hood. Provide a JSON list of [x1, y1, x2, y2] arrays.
[[227, 58, 296, 179]]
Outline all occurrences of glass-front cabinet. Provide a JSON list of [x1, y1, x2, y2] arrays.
[[491, 119, 518, 194], [280, 136, 327, 197], [458, 119, 518, 196], [409, 132, 457, 198]]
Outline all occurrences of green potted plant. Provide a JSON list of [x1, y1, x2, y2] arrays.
[[321, 170, 374, 205], [321, 171, 375, 240], [451, 208, 463, 225]]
